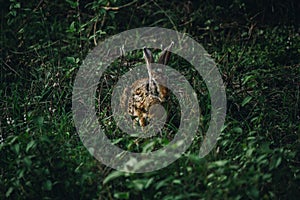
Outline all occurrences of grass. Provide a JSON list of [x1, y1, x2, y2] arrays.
[[1, 0, 299, 199]]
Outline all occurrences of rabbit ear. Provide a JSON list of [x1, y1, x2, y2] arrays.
[[158, 41, 174, 65], [143, 48, 154, 83], [143, 48, 154, 65]]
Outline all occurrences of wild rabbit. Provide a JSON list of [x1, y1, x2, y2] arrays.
[[121, 42, 174, 127]]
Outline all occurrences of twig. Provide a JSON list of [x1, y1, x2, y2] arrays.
[[77, 0, 83, 55], [33, 0, 44, 12], [102, 0, 138, 11], [93, 16, 98, 46], [2, 60, 21, 77]]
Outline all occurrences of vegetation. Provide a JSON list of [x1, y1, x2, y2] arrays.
[[1, 0, 299, 199]]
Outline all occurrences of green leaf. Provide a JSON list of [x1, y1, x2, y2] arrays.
[[69, 21, 76, 32], [142, 141, 155, 153], [242, 75, 255, 85], [130, 180, 144, 191], [246, 147, 255, 157], [172, 179, 181, 184], [242, 96, 252, 107], [17, 169, 25, 179], [103, 171, 126, 185], [144, 177, 154, 189], [43, 180, 52, 191], [5, 187, 14, 197], [26, 140, 36, 153], [12, 143, 20, 154], [34, 116, 44, 127], [155, 177, 172, 190], [270, 156, 282, 170], [23, 156, 32, 167], [111, 138, 123, 145], [40, 135, 50, 143], [14, 3, 20, 8], [66, 0, 79, 8], [233, 127, 243, 134], [208, 160, 229, 169], [114, 192, 129, 199], [8, 135, 18, 145], [66, 56, 76, 63], [247, 186, 259, 198]]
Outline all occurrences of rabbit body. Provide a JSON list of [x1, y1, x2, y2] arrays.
[[122, 42, 173, 127]]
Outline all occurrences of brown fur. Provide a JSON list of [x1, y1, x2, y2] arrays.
[[121, 42, 173, 127]]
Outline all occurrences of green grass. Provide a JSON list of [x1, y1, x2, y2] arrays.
[[1, 0, 299, 199]]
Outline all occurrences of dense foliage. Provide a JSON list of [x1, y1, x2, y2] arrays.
[[1, 0, 299, 199]]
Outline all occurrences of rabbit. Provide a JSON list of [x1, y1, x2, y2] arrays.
[[121, 42, 174, 127]]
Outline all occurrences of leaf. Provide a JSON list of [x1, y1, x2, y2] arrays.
[[208, 160, 229, 169], [242, 75, 255, 85], [12, 143, 20, 154], [23, 156, 32, 167], [43, 180, 52, 191], [270, 155, 282, 170], [155, 177, 172, 190], [142, 141, 155, 153], [34, 116, 44, 127], [248, 186, 259, 198], [17, 169, 25, 179], [144, 177, 154, 189], [66, 0, 79, 8], [246, 148, 255, 157], [8, 135, 19, 145], [26, 140, 36, 153], [242, 96, 252, 107], [130, 180, 144, 191], [5, 187, 14, 197], [213, 160, 229, 167], [69, 21, 76, 32], [232, 127, 243, 134], [172, 179, 181, 184], [114, 192, 129, 199], [111, 138, 123, 145], [66, 56, 76, 63], [74, 162, 84, 173], [40, 135, 50, 143], [103, 171, 126, 185]]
